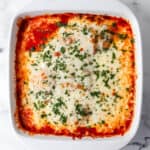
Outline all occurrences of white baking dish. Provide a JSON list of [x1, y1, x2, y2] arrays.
[[8, 0, 143, 149]]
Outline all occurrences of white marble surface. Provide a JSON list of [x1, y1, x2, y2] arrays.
[[0, 0, 150, 149]]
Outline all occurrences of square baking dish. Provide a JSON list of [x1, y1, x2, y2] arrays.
[[8, 0, 142, 149]]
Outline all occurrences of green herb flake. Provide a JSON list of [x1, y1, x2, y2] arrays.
[[43, 51, 52, 62], [65, 90, 70, 96], [41, 113, 47, 118], [99, 120, 105, 124], [54, 59, 67, 71], [121, 49, 127, 53], [52, 106, 60, 115], [31, 63, 38, 66], [24, 81, 28, 85], [126, 87, 130, 92], [63, 32, 73, 37], [90, 91, 100, 98], [52, 97, 66, 115], [82, 26, 88, 35], [103, 78, 110, 88], [40, 44, 46, 49], [110, 73, 115, 79], [131, 38, 135, 44], [29, 90, 34, 95], [94, 71, 100, 80], [118, 33, 128, 39], [56, 22, 67, 27], [60, 114, 67, 124], [112, 52, 116, 59], [75, 53, 87, 61], [33, 102, 39, 110], [111, 52, 116, 63], [29, 52, 32, 57], [113, 42, 118, 49], [101, 70, 109, 77], [112, 22, 117, 27], [71, 23, 77, 27], [60, 46, 66, 54], [114, 93, 122, 99], [52, 85, 55, 89], [75, 104, 92, 116]]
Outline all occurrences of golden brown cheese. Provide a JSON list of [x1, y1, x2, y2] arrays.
[[15, 13, 136, 138]]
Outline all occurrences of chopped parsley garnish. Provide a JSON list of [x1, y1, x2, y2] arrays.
[[83, 63, 88, 67], [94, 71, 100, 80], [100, 30, 107, 39], [52, 97, 66, 115], [111, 52, 116, 63], [112, 52, 116, 60], [41, 113, 47, 118], [56, 22, 67, 27], [31, 63, 38, 66], [52, 85, 55, 89], [52, 105, 60, 115], [54, 59, 67, 71], [90, 91, 100, 98], [60, 114, 67, 124], [35, 91, 49, 99], [60, 46, 66, 54], [29, 90, 34, 95], [78, 74, 90, 81], [63, 32, 73, 37], [100, 29, 114, 39], [103, 78, 110, 88], [33, 101, 46, 110], [100, 70, 113, 88], [75, 53, 87, 61], [40, 44, 46, 49], [101, 70, 110, 77], [71, 72, 75, 76], [126, 87, 130, 92], [114, 93, 122, 99], [112, 42, 118, 49], [42, 80, 48, 84], [82, 26, 88, 35], [48, 44, 54, 49], [110, 73, 115, 79], [65, 90, 70, 96], [33, 102, 38, 110], [71, 23, 77, 27], [131, 38, 135, 44], [69, 45, 79, 55], [99, 120, 105, 124], [118, 33, 128, 39], [43, 51, 52, 62], [24, 81, 28, 85], [75, 104, 92, 116]]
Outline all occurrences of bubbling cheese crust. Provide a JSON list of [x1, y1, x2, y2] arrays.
[[15, 13, 136, 138]]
